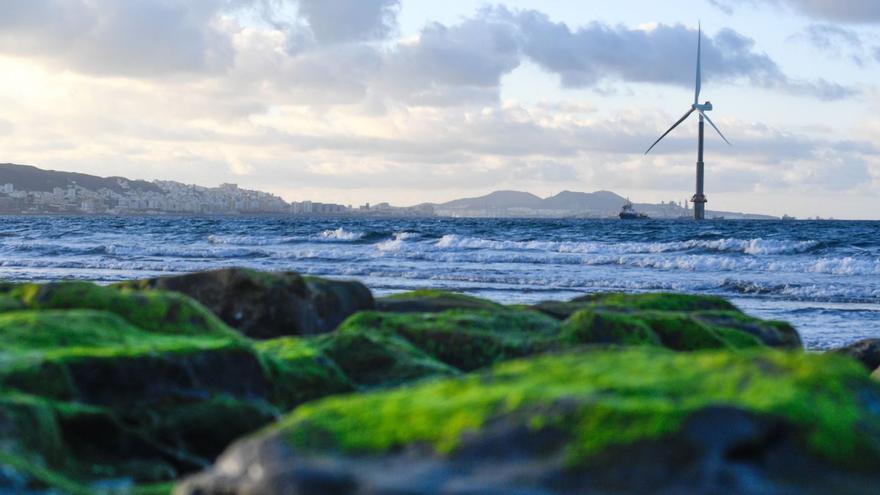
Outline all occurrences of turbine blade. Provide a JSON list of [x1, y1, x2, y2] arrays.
[[698, 110, 731, 146], [645, 108, 695, 155], [694, 23, 702, 105]]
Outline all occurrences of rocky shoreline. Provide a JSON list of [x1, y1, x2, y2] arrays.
[[0, 268, 877, 494]]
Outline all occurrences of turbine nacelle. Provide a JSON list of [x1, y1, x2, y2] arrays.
[[644, 23, 732, 157], [693, 101, 712, 112]]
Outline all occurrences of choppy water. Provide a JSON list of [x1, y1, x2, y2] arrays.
[[1, 216, 877, 350]]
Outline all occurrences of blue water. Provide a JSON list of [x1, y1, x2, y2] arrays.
[[1, 216, 877, 350]]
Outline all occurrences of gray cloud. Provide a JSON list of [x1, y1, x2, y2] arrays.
[[803, 24, 862, 50], [0, 0, 240, 76], [297, 0, 399, 44], [782, 0, 880, 22], [503, 9, 853, 100], [377, 16, 522, 105], [0, 1, 853, 103], [710, 0, 880, 22]]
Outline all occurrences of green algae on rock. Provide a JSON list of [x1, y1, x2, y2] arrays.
[[833, 338, 880, 372], [0, 306, 357, 493], [0, 281, 240, 340], [560, 308, 802, 351], [376, 289, 505, 314], [533, 291, 738, 320], [280, 349, 877, 461], [0, 276, 829, 494], [560, 310, 662, 346], [338, 309, 562, 372], [255, 337, 354, 402], [177, 348, 880, 495], [114, 268, 374, 339], [312, 327, 459, 388]]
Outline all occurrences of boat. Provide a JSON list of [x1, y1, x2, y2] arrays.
[[619, 201, 649, 219]]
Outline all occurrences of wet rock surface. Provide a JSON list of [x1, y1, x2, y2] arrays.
[[115, 268, 374, 339], [177, 350, 880, 495], [833, 338, 880, 371], [0, 273, 874, 494]]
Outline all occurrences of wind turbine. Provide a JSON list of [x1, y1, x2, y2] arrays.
[[645, 24, 731, 220]]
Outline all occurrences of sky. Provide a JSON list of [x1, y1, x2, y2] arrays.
[[0, 1, 879, 218]]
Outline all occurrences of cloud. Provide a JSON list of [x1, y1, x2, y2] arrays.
[[800, 23, 862, 51], [0, 117, 13, 136], [709, 0, 880, 22], [0, 1, 851, 103], [297, 0, 399, 44], [782, 0, 880, 22], [0, 0, 240, 76], [504, 10, 854, 100], [376, 16, 522, 105]]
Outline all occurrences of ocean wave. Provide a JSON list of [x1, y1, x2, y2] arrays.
[[317, 228, 365, 242], [372, 244, 880, 276], [376, 232, 422, 252], [207, 234, 275, 246], [427, 235, 820, 256], [105, 244, 269, 259]]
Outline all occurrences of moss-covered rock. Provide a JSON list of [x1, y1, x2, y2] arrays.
[[338, 309, 562, 372], [0, 449, 93, 495], [560, 310, 662, 346], [376, 290, 504, 314], [115, 268, 374, 339], [833, 339, 880, 372], [533, 291, 738, 320], [634, 311, 767, 350], [177, 349, 880, 495], [0, 281, 239, 340], [313, 328, 458, 388], [560, 308, 800, 351], [0, 305, 362, 492], [255, 338, 354, 402], [0, 276, 820, 494], [691, 310, 802, 349]]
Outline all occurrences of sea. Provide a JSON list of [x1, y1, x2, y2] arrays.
[[0, 215, 877, 350]]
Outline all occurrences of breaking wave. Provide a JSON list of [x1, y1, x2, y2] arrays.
[[428, 235, 821, 256]]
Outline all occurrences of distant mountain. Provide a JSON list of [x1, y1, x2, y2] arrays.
[[0, 163, 162, 194], [439, 190, 544, 211], [434, 189, 775, 219], [435, 189, 628, 217], [542, 190, 627, 212]]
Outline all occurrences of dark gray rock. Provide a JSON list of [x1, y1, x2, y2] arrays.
[[115, 268, 374, 339], [175, 407, 879, 495], [375, 290, 503, 314], [833, 339, 880, 371]]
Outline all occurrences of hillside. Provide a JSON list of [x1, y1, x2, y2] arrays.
[[439, 190, 545, 211], [435, 189, 775, 219], [0, 163, 161, 194], [542, 190, 627, 212]]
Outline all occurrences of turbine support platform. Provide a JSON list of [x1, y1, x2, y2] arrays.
[[694, 116, 706, 220]]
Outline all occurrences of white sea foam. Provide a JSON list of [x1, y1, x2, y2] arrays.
[[429, 235, 820, 256], [317, 228, 365, 241], [207, 234, 274, 246], [376, 232, 420, 252]]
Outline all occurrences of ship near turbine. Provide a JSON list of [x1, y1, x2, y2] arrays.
[[645, 24, 731, 220]]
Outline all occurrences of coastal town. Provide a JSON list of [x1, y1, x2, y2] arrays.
[[0, 163, 775, 219], [0, 164, 434, 217]]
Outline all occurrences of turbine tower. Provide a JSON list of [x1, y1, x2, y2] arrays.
[[645, 24, 731, 220]]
